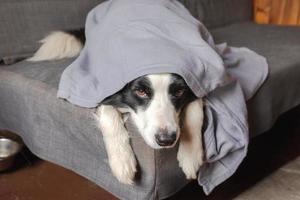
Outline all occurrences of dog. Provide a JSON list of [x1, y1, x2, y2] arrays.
[[29, 30, 204, 184]]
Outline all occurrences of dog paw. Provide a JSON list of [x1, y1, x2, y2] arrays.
[[177, 145, 203, 179], [109, 151, 137, 185]]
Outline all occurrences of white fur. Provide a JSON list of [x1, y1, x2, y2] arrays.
[[94, 75, 204, 184], [94, 105, 137, 184], [177, 99, 204, 179], [130, 74, 179, 149], [28, 31, 83, 62]]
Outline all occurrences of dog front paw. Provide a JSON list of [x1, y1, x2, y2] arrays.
[[177, 144, 203, 179], [109, 151, 137, 185]]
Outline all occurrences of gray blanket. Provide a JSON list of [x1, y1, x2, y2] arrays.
[[58, 0, 268, 194]]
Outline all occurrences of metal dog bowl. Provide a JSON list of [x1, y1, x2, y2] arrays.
[[0, 131, 23, 172]]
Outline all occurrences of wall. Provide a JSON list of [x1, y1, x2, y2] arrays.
[[254, 0, 300, 25]]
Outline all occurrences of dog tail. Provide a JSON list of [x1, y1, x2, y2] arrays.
[[28, 29, 85, 62]]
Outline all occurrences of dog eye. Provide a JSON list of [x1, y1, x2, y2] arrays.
[[173, 89, 185, 98], [135, 89, 148, 98]]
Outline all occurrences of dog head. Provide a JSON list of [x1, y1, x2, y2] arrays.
[[102, 73, 196, 149]]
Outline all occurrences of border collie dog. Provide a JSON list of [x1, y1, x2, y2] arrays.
[[29, 30, 204, 184]]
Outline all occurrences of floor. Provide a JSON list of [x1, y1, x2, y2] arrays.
[[0, 106, 299, 200], [234, 156, 300, 200]]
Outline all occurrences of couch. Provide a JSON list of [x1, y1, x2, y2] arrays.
[[1, 0, 300, 199]]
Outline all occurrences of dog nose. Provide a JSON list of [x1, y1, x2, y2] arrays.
[[155, 131, 177, 146]]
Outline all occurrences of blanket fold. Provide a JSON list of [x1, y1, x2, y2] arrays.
[[57, 0, 268, 194]]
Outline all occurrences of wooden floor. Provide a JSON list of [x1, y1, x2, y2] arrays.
[[0, 106, 300, 200]]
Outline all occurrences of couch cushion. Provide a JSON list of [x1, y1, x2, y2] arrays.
[[0, 0, 104, 64], [211, 22, 300, 136]]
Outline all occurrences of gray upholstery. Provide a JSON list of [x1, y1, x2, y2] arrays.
[[0, 0, 104, 64], [211, 22, 300, 136], [0, 0, 251, 64], [197, 0, 253, 28]]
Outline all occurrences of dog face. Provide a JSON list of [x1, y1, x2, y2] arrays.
[[102, 73, 196, 149]]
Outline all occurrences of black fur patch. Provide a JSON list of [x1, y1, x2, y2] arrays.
[[66, 28, 86, 44], [102, 76, 153, 112], [102, 74, 196, 113], [168, 74, 196, 111]]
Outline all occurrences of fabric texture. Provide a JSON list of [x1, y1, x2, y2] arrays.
[[0, 0, 251, 64], [198, 0, 253, 28], [198, 44, 268, 194], [1, 21, 300, 199], [211, 22, 300, 136], [0, 0, 104, 64], [57, 0, 228, 107], [57, 0, 268, 194]]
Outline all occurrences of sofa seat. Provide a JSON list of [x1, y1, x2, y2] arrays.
[[211, 22, 300, 136]]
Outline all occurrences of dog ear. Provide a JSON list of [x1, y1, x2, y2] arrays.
[[101, 83, 132, 108], [102, 93, 126, 107]]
